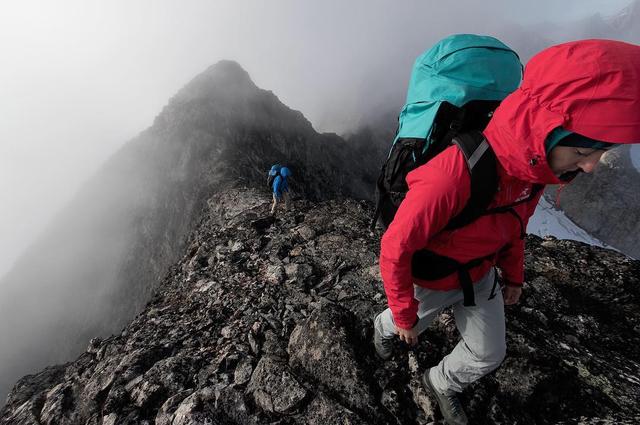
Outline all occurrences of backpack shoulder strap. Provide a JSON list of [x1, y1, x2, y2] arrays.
[[445, 131, 498, 230]]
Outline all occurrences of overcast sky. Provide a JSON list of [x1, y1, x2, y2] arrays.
[[0, 0, 634, 278]]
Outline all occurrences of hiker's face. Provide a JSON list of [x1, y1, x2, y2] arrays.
[[547, 146, 607, 181]]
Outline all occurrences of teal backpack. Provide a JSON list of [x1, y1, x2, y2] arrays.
[[371, 34, 523, 231]]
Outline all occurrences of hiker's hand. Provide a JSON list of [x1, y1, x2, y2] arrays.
[[396, 326, 418, 346], [503, 285, 522, 305]]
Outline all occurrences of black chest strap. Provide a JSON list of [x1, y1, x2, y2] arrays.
[[410, 182, 543, 306], [412, 250, 495, 306]]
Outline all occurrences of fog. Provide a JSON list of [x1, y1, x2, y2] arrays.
[[0, 0, 634, 279], [0, 0, 637, 404]]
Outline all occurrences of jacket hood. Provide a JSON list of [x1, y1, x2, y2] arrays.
[[484, 39, 640, 184]]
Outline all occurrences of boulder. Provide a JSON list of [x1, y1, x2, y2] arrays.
[[287, 302, 375, 413], [246, 356, 307, 414]]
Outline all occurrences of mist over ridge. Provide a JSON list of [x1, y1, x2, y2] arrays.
[[0, 57, 374, 404], [1, 0, 638, 281]]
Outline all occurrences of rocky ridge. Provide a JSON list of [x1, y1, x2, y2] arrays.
[[2, 188, 639, 424], [0, 60, 374, 402]]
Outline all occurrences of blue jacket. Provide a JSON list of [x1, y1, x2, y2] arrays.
[[273, 176, 288, 198], [273, 167, 290, 198]]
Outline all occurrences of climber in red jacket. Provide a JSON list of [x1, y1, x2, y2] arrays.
[[374, 39, 640, 425]]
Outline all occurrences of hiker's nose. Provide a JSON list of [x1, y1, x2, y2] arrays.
[[578, 156, 600, 174]]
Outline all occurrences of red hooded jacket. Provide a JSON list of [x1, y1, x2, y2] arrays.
[[380, 39, 640, 330]]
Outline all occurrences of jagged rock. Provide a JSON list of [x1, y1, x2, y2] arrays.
[[0, 364, 66, 421], [220, 325, 234, 339], [247, 332, 261, 356], [246, 356, 308, 414], [39, 383, 77, 425], [194, 279, 216, 293], [2, 189, 639, 425], [303, 392, 366, 425], [215, 385, 258, 425], [130, 380, 163, 408], [287, 301, 377, 414], [295, 225, 316, 241], [170, 387, 217, 425], [265, 265, 285, 285], [102, 386, 128, 416], [250, 216, 276, 233], [0, 58, 372, 406], [410, 378, 436, 425], [233, 357, 253, 385], [230, 241, 245, 253], [284, 262, 313, 284], [87, 338, 102, 355], [1, 394, 44, 425], [101, 413, 118, 425], [155, 389, 192, 425]]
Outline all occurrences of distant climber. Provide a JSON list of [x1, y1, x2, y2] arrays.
[[270, 165, 291, 215], [374, 38, 640, 425], [267, 164, 281, 189]]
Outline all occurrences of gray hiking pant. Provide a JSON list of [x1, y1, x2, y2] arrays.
[[270, 192, 290, 215], [374, 268, 505, 394]]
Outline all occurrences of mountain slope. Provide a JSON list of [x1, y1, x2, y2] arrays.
[[0, 61, 371, 403], [2, 188, 638, 424], [527, 196, 609, 249], [546, 146, 640, 259]]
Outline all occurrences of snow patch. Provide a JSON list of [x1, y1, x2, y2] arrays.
[[527, 196, 608, 248], [630, 144, 640, 172]]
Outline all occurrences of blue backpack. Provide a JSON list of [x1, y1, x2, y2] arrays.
[[371, 34, 524, 231], [267, 164, 281, 189]]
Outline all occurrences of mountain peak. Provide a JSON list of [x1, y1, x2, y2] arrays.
[[173, 60, 258, 102], [152, 59, 316, 136], [201, 60, 254, 86]]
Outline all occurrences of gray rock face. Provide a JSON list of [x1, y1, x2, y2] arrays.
[[247, 356, 308, 414], [303, 392, 365, 425], [1, 188, 639, 424], [0, 60, 374, 403], [288, 302, 378, 415], [548, 145, 640, 259]]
